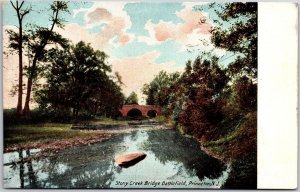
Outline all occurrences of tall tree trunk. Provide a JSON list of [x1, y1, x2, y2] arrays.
[[10, 0, 29, 116], [16, 19, 23, 116], [23, 54, 38, 116], [22, 8, 59, 116], [23, 78, 33, 116]]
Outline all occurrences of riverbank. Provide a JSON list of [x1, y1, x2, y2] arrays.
[[4, 115, 255, 189], [174, 112, 257, 189], [4, 123, 114, 153], [4, 118, 168, 154], [4, 126, 228, 189]]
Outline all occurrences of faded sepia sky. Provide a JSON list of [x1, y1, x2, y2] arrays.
[[2, 1, 232, 108]]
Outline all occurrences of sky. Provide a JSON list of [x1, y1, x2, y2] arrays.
[[2, 1, 232, 108]]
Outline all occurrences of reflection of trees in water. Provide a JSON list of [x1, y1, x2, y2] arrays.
[[26, 150, 37, 187], [54, 161, 116, 188], [129, 130, 138, 140], [34, 134, 126, 188], [12, 134, 127, 188], [143, 130, 226, 180], [17, 149, 38, 188], [12, 130, 226, 188], [18, 150, 25, 188]]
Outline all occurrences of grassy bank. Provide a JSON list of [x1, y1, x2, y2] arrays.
[[3, 117, 166, 152], [203, 112, 257, 189], [176, 112, 257, 189], [4, 122, 115, 152], [152, 116, 175, 128]]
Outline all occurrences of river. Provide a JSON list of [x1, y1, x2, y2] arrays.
[[3, 123, 230, 189]]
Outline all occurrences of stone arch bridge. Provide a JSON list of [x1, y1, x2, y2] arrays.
[[119, 105, 161, 118]]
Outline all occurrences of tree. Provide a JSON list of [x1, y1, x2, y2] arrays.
[[206, 3, 257, 79], [229, 75, 257, 113], [35, 41, 124, 119], [125, 92, 138, 105], [178, 57, 229, 140], [142, 71, 181, 117], [200, 2, 257, 116], [7, 0, 30, 116], [23, 1, 69, 116], [142, 71, 180, 106]]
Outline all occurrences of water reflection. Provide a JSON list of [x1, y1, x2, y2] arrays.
[[143, 130, 226, 180], [18, 150, 24, 188], [4, 149, 39, 188], [4, 128, 229, 189]]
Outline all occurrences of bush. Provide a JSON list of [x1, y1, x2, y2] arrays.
[[3, 108, 73, 127]]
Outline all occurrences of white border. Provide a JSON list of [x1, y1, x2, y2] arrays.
[[258, 2, 298, 189]]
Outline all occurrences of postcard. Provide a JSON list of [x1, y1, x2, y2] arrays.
[[1, 0, 298, 190]]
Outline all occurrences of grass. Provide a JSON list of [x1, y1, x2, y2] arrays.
[[3, 117, 167, 150], [175, 111, 257, 188], [201, 112, 256, 160], [4, 122, 109, 149], [84, 117, 166, 125], [152, 115, 175, 127], [85, 117, 129, 125], [197, 112, 257, 189]]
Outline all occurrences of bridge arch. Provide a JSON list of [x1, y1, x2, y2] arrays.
[[127, 108, 142, 118], [147, 110, 157, 118], [119, 105, 161, 118]]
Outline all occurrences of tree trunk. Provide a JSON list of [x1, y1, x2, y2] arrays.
[[22, 8, 59, 116], [23, 52, 38, 117], [11, 0, 28, 116], [23, 78, 33, 116], [17, 20, 23, 116]]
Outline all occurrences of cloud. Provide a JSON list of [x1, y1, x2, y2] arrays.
[[137, 3, 226, 57], [55, 21, 134, 51], [181, 2, 209, 10], [110, 51, 184, 104], [87, 8, 112, 24], [138, 3, 211, 44], [67, 2, 134, 49]]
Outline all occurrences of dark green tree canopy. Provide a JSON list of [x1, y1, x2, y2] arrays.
[[36, 41, 124, 118], [125, 92, 139, 105]]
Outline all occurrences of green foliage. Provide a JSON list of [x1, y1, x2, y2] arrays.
[[22, 1, 70, 116], [6, 29, 23, 52], [209, 2, 257, 79], [125, 91, 139, 105], [142, 71, 181, 117], [35, 41, 124, 119]]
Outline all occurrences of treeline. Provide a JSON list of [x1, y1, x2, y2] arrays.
[[143, 3, 257, 188], [35, 41, 125, 120], [5, 1, 125, 122]]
